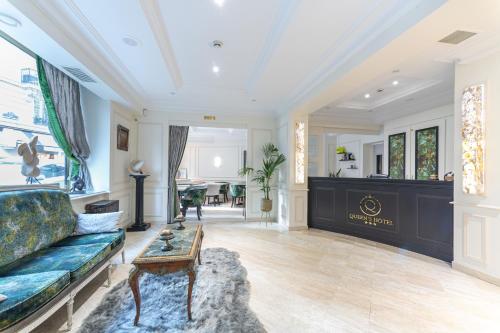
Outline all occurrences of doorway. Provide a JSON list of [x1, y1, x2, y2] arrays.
[[177, 126, 247, 222]]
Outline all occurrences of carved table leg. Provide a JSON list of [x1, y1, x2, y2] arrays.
[[187, 269, 196, 320], [198, 231, 204, 265], [129, 266, 142, 326]]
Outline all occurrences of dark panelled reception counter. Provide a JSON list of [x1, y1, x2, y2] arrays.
[[308, 177, 454, 262]]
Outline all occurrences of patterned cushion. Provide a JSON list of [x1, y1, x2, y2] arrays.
[[52, 229, 125, 250], [0, 189, 77, 269], [2, 243, 111, 281], [0, 271, 70, 330]]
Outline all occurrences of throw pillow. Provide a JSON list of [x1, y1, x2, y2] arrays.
[[75, 211, 123, 235], [0, 294, 7, 303]]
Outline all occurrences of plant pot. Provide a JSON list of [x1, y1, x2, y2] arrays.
[[261, 199, 272, 212]]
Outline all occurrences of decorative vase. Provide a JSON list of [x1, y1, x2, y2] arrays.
[[261, 198, 272, 212]]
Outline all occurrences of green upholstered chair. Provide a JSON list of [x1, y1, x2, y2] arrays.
[[217, 182, 229, 203], [180, 186, 207, 220], [230, 184, 246, 217]]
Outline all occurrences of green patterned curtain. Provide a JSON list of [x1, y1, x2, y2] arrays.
[[36, 56, 79, 178]]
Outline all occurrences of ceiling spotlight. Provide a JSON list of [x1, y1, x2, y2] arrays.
[[122, 36, 140, 47], [392, 80, 399, 86], [212, 65, 220, 73], [364, 93, 371, 99], [214, 0, 225, 7], [0, 13, 21, 27]]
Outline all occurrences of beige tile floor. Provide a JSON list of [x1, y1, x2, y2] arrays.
[[34, 219, 500, 333]]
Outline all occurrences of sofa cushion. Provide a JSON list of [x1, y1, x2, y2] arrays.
[[3, 243, 111, 281], [52, 229, 125, 250], [0, 189, 77, 269], [0, 270, 70, 330]]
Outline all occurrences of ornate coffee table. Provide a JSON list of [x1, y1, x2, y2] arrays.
[[129, 224, 203, 325]]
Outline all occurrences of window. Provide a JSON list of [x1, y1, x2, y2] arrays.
[[0, 36, 66, 186]]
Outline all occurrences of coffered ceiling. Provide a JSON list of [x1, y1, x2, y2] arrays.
[[0, 0, 445, 116]]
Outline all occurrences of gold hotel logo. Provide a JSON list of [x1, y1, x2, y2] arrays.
[[348, 194, 394, 227]]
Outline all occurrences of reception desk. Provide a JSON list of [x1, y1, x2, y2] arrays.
[[308, 177, 453, 262]]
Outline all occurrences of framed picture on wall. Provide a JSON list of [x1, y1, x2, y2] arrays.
[[388, 132, 406, 179], [415, 126, 439, 180], [177, 168, 188, 179], [117, 125, 129, 151]]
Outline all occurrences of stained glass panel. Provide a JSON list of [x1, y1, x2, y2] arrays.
[[295, 121, 305, 184], [388, 133, 405, 179], [415, 126, 438, 180], [462, 84, 485, 194]]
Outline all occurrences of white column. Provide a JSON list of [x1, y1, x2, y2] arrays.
[[277, 112, 309, 231], [452, 51, 500, 285]]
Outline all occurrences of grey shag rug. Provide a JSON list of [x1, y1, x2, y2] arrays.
[[78, 248, 266, 333]]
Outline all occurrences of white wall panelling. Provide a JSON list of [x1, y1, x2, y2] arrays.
[[109, 102, 137, 226], [138, 110, 276, 222], [452, 51, 500, 284]]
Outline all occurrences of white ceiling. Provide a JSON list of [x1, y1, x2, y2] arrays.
[[0, 0, 445, 116], [309, 0, 500, 127]]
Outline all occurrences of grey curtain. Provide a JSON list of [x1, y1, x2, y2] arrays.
[[41, 59, 93, 191], [168, 126, 189, 223]]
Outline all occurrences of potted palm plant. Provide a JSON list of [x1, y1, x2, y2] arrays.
[[240, 143, 286, 212]]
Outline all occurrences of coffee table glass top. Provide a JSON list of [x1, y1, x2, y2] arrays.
[[134, 224, 201, 262]]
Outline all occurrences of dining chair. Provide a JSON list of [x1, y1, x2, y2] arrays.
[[205, 183, 221, 206], [180, 185, 208, 220]]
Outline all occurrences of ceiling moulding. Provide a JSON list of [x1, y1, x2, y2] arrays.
[[337, 79, 441, 110], [143, 104, 277, 118], [9, 0, 143, 109], [309, 116, 382, 134], [62, 0, 147, 97], [139, 0, 183, 90], [245, 0, 300, 94], [280, 0, 446, 115], [373, 88, 453, 124]]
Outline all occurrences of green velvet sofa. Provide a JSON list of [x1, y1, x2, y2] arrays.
[[0, 189, 125, 332]]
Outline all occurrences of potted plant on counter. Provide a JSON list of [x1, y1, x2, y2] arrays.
[[240, 143, 286, 213]]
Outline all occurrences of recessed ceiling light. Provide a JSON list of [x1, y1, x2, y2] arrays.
[[122, 36, 140, 47], [0, 13, 21, 27], [392, 80, 399, 86], [364, 93, 371, 99], [212, 65, 220, 73], [214, 0, 225, 7]]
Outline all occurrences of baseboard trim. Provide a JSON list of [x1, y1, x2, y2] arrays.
[[453, 261, 500, 286], [287, 226, 309, 231]]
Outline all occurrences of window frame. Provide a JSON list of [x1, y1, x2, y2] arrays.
[[0, 31, 69, 188]]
